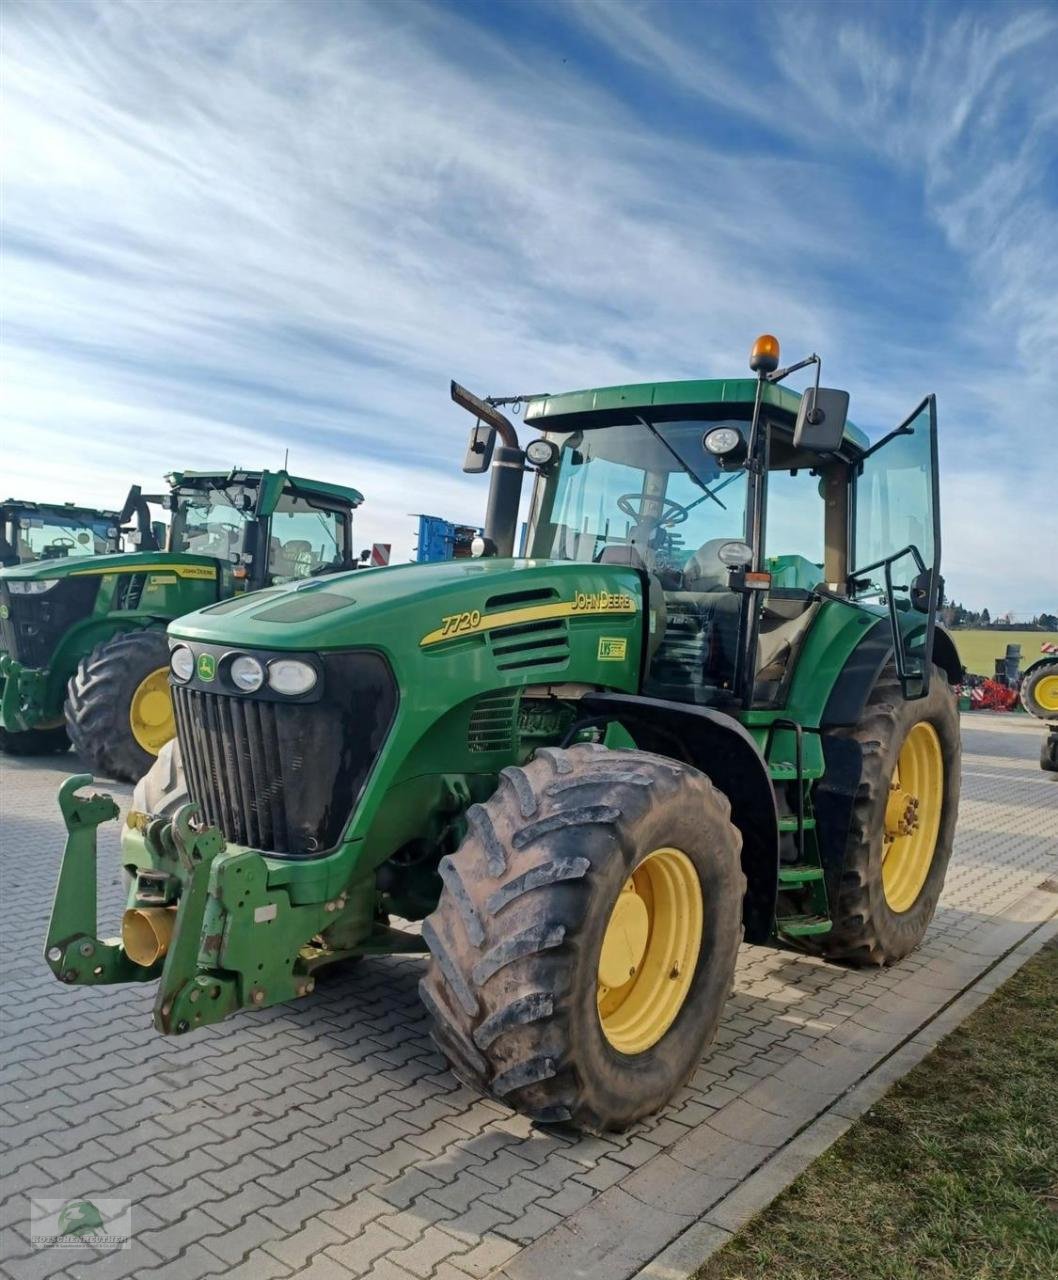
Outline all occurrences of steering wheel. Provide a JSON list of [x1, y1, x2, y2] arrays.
[[216, 522, 243, 538], [617, 494, 690, 528], [49, 536, 77, 548]]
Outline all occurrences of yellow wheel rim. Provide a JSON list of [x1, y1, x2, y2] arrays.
[[1033, 674, 1058, 713], [597, 846, 703, 1055], [882, 721, 944, 913], [129, 667, 175, 755]]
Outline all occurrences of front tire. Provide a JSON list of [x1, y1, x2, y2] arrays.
[[420, 743, 745, 1132], [821, 663, 960, 966], [66, 629, 175, 783]]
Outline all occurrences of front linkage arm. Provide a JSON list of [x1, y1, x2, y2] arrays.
[[44, 775, 158, 985]]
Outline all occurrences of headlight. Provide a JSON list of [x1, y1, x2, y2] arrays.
[[7, 579, 60, 595], [169, 645, 195, 683], [703, 427, 744, 456], [230, 655, 265, 692], [525, 438, 559, 468], [268, 659, 318, 696], [717, 541, 753, 567]]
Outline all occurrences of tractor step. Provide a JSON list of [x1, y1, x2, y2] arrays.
[[768, 761, 799, 780], [777, 815, 816, 832], [777, 914, 833, 937], [777, 863, 825, 885]]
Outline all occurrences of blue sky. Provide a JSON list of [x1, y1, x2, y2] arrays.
[[2, 0, 1055, 612]]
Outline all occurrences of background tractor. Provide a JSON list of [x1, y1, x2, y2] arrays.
[[0, 498, 123, 566], [46, 337, 962, 1131], [1019, 643, 1058, 772], [2, 469, 363, 777]]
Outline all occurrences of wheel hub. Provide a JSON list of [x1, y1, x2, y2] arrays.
[[881, 721, 944, 913], [597, 847, 703, 1055], [598, 882, 650, 990], [885, 785, 920, 838]]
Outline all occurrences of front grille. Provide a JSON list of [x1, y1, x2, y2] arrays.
[[172, 651, 397, 856], [0, 577, 100, 666]]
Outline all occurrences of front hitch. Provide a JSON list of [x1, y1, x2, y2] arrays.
[[45, 776, 337, 1035], [44, 775, 157, 985]]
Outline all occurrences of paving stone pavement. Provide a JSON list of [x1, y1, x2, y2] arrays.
[[1, 714, 1055, 1280]]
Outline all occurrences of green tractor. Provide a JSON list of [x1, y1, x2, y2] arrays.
[[46, 337, 962, 1131], [1019, 644, 1058, 772], [2, 470, 363, 777], [1, 497, 123, 567]]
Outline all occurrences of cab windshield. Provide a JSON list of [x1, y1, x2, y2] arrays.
[[527, 418, 750, 583], [5, 511, 114, 562], [267, 493, 347, 583], [171, 486, 253, 561]]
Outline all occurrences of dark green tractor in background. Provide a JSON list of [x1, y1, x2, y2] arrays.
[[46, 336, 962, 1131], [2, 469, 363, 778], [0, 497, 123, 567]]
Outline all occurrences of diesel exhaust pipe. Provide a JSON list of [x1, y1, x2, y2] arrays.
[[451, 380, 524, 558], [122, 906, 177, 968]]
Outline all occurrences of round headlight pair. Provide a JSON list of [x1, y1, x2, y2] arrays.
[[169, 646, 316, 696]]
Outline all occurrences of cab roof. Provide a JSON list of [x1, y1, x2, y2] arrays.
[[1, 498, 119, 519], [164, 469, 364, 508], [522, 377, 870, 453]]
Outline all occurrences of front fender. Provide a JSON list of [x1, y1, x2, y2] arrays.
[[578, 692, 779, 943]]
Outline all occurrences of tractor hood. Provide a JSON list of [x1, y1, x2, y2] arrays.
[[169, 557, 645, 656], [0, 551, 221, 585]]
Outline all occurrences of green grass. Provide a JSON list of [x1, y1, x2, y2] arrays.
[[952, 629, 1058, 678], [696, 939, 1058, 1280]]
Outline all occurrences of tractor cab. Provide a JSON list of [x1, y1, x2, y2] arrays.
[[126, 469, 363, 588], [458, 334, 943, 708], [0, 499, 121, 567]]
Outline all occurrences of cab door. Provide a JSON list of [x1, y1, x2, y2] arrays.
[[851, 395, 940, 698]]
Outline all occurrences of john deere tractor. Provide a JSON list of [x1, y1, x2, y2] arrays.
[[1019, 645, 1058, 772], [2, 470, 363, 778], [0, 498, 123, 567], [46, 337, 962, 1131]]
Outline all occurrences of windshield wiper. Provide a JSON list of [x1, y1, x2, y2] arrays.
[[635, 416, 731, 511]]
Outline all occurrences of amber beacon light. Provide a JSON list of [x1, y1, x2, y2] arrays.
[[749, 334, 780, 374]]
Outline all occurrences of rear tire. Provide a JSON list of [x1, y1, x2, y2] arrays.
[[0, 724, 70, 756], [1041, 733, 1058, 774], [820, 663, 960, 966], [66, 629, 174, 783], [420, 743, 745, 1131]]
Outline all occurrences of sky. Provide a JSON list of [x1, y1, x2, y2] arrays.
[[2, 0, 1056, 613]]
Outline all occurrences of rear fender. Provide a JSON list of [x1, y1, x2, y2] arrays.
[[579, 692, 779, 942], [821, 622, 963, 728]]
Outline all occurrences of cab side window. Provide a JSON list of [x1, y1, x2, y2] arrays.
[[268, 496, 346, 582]]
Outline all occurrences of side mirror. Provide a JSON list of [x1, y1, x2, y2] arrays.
[[910, 569, 939, 614], [793, 387, 849, 453], [463, 422, 496, 474]]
